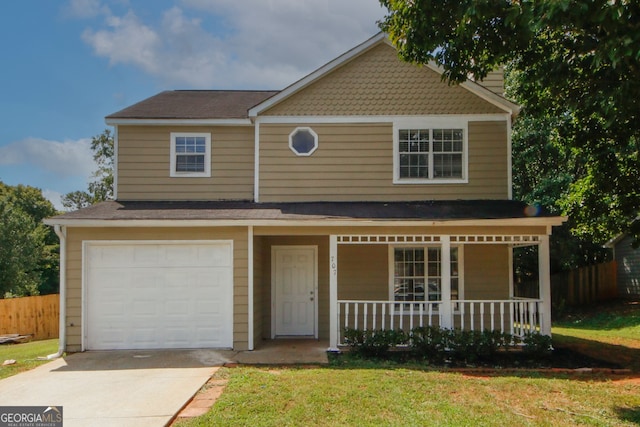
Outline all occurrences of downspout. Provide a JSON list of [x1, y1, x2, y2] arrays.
[[46, 225, 66, 359]]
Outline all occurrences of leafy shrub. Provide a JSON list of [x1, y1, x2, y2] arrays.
[[446, 329, 513, 362], [343, 327, 407, 358], [522, 332, 553, 358], [409, 326, 449, 362], [474, 330, 513, 358], [344, 327, 538, 364]]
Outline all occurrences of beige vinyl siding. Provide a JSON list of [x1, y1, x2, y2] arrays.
[[253, 236, 264, 346], [258, 238, 271, 340], [337, 245, 388, 300], [259, 121, 509, 202], [262, 43, 505, 116], [464, 245, 510, 299], [478, 67, 505, 97], [64, 227, 250, 352], [117, 126, 254, 201]]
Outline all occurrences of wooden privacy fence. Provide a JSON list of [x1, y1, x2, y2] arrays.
[[551, 261, 618, 306], [0, 294, 59, 340], [516, 261, 618, 307]]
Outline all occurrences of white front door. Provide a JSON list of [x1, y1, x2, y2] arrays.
[[273, 246, 317, 337]]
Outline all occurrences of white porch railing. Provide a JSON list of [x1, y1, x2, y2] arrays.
[[337, 298, 542, 346]]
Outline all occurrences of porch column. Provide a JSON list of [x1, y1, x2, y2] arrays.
[[538, 235, 552, 336], [328, 235, 339, 351], [440, 236, 453, 329]]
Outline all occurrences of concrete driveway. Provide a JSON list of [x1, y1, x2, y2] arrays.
[[0, 349, 236, 427]]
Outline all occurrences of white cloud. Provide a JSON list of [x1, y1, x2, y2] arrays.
[[82, 11, 161, 74], [0, 137, 94, 179], [78, 0, 385, 89], [41, 189, 66, 211], [64, 0, 110, 18]]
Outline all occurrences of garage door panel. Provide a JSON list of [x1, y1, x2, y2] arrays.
[[166, 299, 189, 316], [86, 242, 233, 350]]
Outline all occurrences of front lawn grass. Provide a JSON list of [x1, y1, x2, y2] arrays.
[[175, 366, 640, 426], [552, 300, 640, 371], [176, 301, 640, 426], [0, 339, 58, 380]]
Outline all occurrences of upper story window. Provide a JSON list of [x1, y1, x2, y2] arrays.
[[170, 132, 211, 177], [289, 127, 318, 156], [393, 119, 468, 184]]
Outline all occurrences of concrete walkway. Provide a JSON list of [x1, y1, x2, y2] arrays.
[[0, 350, 228, 427], [236, 339, 329, 365], [0, 341, 328, 426]]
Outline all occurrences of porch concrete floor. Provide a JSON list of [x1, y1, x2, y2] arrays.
[[234, 339, 329, 365]]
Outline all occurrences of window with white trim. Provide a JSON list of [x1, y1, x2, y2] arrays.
[[170, 133, 211, 177], [393, 119, 468, 184], [391, 246, 462, 305], [289, 127, 318, 156]]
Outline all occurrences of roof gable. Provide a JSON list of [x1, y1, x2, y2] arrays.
[[251, 33, 518, 118], [103, 34, 519, 124]]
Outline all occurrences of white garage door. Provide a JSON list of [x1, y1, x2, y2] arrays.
[[85, 241, 233, 350]]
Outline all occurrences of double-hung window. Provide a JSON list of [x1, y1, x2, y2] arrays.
[[391, 246, 462, 307], [170, 133, 211, 177], [394, 119, 467, 183]]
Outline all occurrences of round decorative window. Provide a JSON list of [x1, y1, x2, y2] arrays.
[[289, 127, 318, 156]]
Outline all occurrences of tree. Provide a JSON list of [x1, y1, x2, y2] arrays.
[[0, 182, 58, 297], [509, 78, 610, 271], [62, 129, 114, 210], [379, 0, 640, 245]]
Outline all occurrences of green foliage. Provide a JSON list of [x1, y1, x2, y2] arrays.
[[409, 326, 448, 362], [343, 327, 407, 358], [509, 71, 612, 272], [447, 329, 512, 363], [343, 327, 544, 363], [62, 129, 114, 210], [522, 332, 553, 357], [0, 182, 58, 297], [379, 0, 640, 246]]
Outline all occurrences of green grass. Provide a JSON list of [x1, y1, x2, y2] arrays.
[[176, 301, 640, 426], [0, 339, 59, 380], [553, 300, 640, 341], [552, 300, 640, 371], [176, 366, 640, 426]]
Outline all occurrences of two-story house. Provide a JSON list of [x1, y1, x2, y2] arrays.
[[46, 33, 565, 354]]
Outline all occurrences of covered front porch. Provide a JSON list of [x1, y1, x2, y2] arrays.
[[327, 233, 552, 350]]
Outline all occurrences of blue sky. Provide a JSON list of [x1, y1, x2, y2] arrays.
[[0, 0, 384, 209]]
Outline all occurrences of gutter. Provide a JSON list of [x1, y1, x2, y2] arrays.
[[43, 216, 568, 228], [46, 225, 66, 359]]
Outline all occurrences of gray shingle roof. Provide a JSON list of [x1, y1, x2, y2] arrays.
[[49, 200, 554, 222], [106, 90, 279, 120]]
